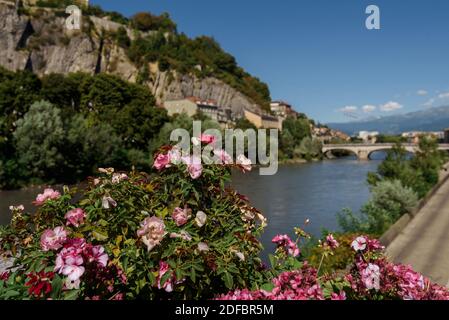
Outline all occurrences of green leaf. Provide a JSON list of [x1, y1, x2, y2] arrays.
[[63, 289, 80, 300], [92, 229, 108, 241], [260, 283, 274, 292], [175, 268, 183, 281], [3, 290, 20, 299], [268, 254, 277, 268], [160, 270, 172, 287], [222, 272, 233, 289], [51, 275, 63, 299]]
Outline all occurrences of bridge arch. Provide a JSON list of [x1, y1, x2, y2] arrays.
[[323, 147, 358, 159]]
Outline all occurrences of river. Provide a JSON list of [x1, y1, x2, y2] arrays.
[[231, 154, 384, 256], [0, 154, 384, 256]]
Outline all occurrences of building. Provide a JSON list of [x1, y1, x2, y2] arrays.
[[312, 126, 350, 143], [401, 131, 445, 144], [164, 97, 218, 120], [358, 131, 379, 143], [270, 101, 297, 118], [262, 114, 282, 130], [445, 128, 449, 143], [243, 109, 282, 130], [163, 97, 235, 127]]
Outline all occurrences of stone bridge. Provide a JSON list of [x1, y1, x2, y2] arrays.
[[322, 143, 449, 160]]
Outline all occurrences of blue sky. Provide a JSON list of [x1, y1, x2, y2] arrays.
[[91, 0, 449, 123]]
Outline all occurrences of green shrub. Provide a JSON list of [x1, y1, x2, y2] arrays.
[[338, 179, 418, 235]]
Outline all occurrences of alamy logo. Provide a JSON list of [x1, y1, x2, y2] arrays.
[[65, 5, 82, 30], [365, 5, 381, 30]]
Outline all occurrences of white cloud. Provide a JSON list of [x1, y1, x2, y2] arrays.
[[438, 92, 449, 99], [362, 105, 376, 113], [379, 101, 403, 112], [417, 90, 428, 96], [423, 98, 435, 107], [339, 105, 358, 113]]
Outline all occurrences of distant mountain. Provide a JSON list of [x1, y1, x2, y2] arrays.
[[327, 106, 449, 135]]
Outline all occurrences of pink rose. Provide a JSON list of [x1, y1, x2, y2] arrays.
[[112, 173, 128, 184], [169, 231, 192, 241], [34, 188, 61, 206], [137, 216, 167, 252], [102, 196, 117, 209], [153, 153, 171, 171], [197, 242, 210, 252], [172, 207, 192, 227], [195, 211, 207, 227], [351, 236, 367, 252], [54, 245, 85, 281], [236, 154, 252, 172], [272, 234, 300, 257], [85, 245, 108, 268], [361, 263, 381, 291], [65, 208, 86, 227], [157, 261, 173, 292], [40, 226, 68, 251], [182, 156, 203, 179], [214, 149, 233, 164], [200, 134, 216, 145], [331, 291, 347, 300], [325, 234, 339, 250], [188, 162, 203, 179]]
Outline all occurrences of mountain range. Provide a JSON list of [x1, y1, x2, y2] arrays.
[[327, 106, 449, 135]]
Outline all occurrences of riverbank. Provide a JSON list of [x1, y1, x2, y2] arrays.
[[383, 162, 449, 286], [380, 162, 449, 247]]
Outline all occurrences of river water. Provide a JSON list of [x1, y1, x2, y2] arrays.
[[231, 154, 384, 256], [0, 154, 384, 255]]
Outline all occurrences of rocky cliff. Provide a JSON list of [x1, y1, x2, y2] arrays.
[[0, 2, 262, 115]]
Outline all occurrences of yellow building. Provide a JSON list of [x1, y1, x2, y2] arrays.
[[244, 109, 282, 130]]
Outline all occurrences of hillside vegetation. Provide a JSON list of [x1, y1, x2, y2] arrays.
[[25, 1, 271, 111]]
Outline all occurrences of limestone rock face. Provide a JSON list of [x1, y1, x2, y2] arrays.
[[148, 71, 259, 115], [0, 3, 262, 114], [0, 3, 30, 71]]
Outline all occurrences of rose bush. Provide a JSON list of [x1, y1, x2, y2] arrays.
[[0, 143, 266, 300]]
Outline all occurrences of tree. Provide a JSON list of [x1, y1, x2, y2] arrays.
[[115, 26, 131, 48], [131, 12, 176, 32], [295, 137, 322, 160], [79, 73, 128, 116], [115, 100, 168, 150], [63, 115, 123, 180], [14, 101, 64, 182], [280, 129, 295, 159], [41, 73, 86, 112], [0, 69, 41, 138], [282, 117, 311, 143], [368, 139, 446, 198]]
